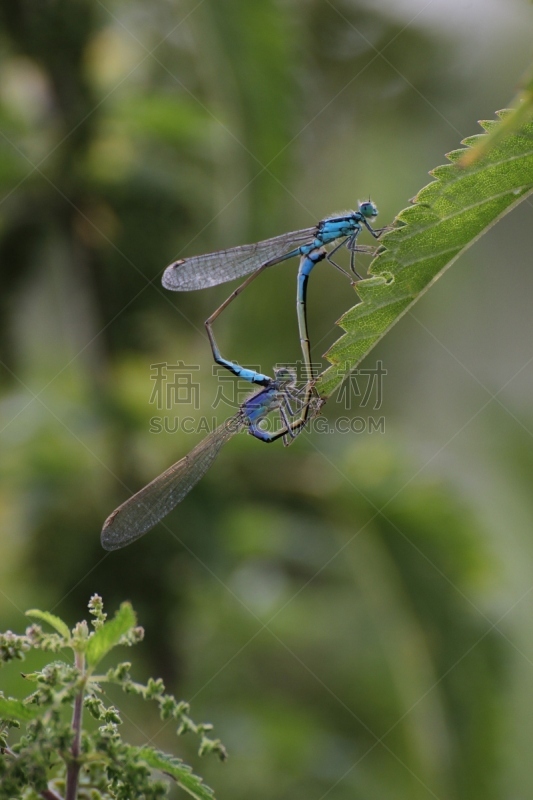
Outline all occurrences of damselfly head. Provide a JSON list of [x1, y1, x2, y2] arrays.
[[273, 366, 297, 386], [358, 200, 378, 219]]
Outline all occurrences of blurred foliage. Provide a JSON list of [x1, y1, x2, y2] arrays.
[[0, 1, 532, 799]]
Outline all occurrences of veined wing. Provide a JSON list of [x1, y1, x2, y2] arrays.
[[101, 416, 242, 550], [162, 227, 316, 291]]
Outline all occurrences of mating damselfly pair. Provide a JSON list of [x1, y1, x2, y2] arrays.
[[101, 202, 384, 550]]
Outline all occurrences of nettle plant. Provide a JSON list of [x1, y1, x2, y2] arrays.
[[0, 595, 225, 800]]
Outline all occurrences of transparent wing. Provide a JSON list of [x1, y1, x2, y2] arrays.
[[162, 227, 316, 291], [101, 417, 242, 550]]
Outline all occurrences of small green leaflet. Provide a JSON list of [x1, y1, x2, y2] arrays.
[[0, 696, 40, 722], [86, 602, 136, 668], [140, 748, 215, 800], [25, 609, 70, 639]]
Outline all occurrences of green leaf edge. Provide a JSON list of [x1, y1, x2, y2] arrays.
[[140, 747, 215, 800], [316, 109, 533, 397], [0, 696, 40, 722], [25, 609, 70, 640], [85, 602, 136, 668]]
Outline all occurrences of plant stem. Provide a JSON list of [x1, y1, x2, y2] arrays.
[[65, 651, 84, 800]]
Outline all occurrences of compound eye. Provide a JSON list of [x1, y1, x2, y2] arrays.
[[359, 201, 378, 218], [274, 366, 296, 383]]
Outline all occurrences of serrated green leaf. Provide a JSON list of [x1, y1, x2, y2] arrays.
[[140, 747, 215, 800], [85, 602, 136, 668], [25, 609, 70, 639], [0, 696, 40, 721], [461, 71, 533, 166], [317, 110, 533, 396]]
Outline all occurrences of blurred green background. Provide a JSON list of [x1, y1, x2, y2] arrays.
[[1, 1, 533, 798]]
